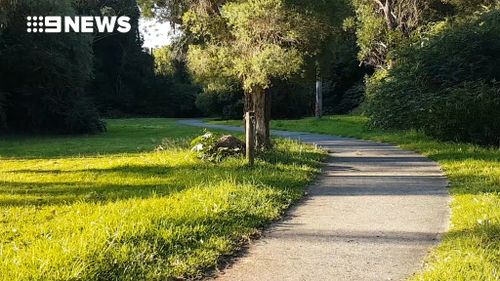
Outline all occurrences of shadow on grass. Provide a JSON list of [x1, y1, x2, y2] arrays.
[[0, 120, 204, 160], [0, 181, 191, 207], [89, 210, 272, 280], [0, 145, 324, 208], [430, 148, 500, 162], [258, 147, 325, 168], [446, 223, 499, 246]]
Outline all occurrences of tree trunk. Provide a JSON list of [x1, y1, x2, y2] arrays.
[[374, 0, 396, 31], [315, 76, 323, 119], [383, 0, 396, 31], [245, 87, 271, 150]]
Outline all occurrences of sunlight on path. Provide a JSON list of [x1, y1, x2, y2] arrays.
[[178, 120, 450, 281]]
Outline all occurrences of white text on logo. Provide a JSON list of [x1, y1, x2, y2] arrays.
[[27, 16, 132, 33]]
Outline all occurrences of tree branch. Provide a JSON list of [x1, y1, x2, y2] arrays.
[[373, 0, 385, 10]]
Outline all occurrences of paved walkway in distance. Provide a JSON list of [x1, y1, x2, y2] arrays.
[[178, 120, 450, 281]]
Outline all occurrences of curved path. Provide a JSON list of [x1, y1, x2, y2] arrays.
[[178, 120, 450, 281]]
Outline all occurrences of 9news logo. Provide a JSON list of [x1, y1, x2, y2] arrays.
[[26, 16, 131, 33]]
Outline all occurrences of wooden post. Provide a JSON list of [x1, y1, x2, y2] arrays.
[[315, 77, 323, 119], [245, 111, 255, 166]]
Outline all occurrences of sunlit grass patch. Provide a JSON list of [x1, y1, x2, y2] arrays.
[[0, 119, 325, 280]]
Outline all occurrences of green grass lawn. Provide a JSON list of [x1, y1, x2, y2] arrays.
[[0, 119, 325, 280], [211, 116, 500, 281]]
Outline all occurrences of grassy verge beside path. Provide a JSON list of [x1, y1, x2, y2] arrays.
[[0, 119, 325, 280], [211, 116, 499, 281]]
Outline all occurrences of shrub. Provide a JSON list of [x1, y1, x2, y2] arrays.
[[64, 97, 107, 134], [366, 9, 500, 146]]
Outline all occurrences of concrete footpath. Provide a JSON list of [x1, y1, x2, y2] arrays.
[[178, 120, 450, 281]]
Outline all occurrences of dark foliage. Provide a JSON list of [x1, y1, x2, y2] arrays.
[[148, 58, 200, 117], [324, 80, 366, 115], [0, 0, 200, 135], [322, 40, 371, 115], [366, 9, 500, 146], [0, 0, 105, 134], [195, 79, 314, 120], [196, 90, 244, 120], [269, 79, 314, 119], [78, 0, 198, 118]]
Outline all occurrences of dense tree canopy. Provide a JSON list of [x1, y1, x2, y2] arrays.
[[140, 0, 349, 148], [77, 0, 198, 118], [0, 0, 103, 133], [366, 7, 500, 145], [348, 0, 499, 69], [0, 0, 200, 134], [1, 0, 498, 147]]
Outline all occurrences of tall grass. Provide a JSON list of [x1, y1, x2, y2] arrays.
[[0, 119, 325, 280]]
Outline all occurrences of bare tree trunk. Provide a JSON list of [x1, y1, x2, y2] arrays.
[[372, 0, 425, 69], [246, 87, 271, 150], [383, 0, 396, 31], [315, 76, 323, 119], [374, 0, 396, 30]]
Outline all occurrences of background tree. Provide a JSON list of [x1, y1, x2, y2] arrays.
[[140, 0, 333, 148], [348, 0, 499, 69], [356, 0, 500, 146], [0, 0, 202, 135], [365, 6, 500, 145], [322, 32, 371, 114], [295, 0, 370, 115], [77, 0, 157, 116], [0, 0, 104, 133], [291, 0, 355, 118], [151, 46, 200, 117], [77, 0, 199, 118], [347, 0, 446, 69]]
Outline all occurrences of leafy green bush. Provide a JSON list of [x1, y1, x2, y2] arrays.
[[366, 9, 500, 146], [64, 97, 107, 134]]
